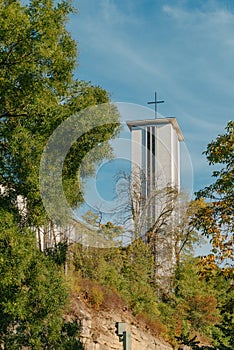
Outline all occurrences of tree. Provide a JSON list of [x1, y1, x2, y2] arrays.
[[173, 198, 202, 267], [0, 1, 117, 347], [113, 169, 179, 238], [113, 169, 200, 291], [0, 0, 120, 229], [82, 210, 123, 245], [194, 121, 234, 268], [0, 207, 84, 349], [210, 276, 234, 350], [173, 257, 234, 350]]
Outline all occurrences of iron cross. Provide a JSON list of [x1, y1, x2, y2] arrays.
[[147, 92, 164, 118]]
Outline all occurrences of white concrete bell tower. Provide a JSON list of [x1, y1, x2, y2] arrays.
[[127, 117, 184, 288]]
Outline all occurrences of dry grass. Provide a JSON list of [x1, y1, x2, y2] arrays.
[[69, 276, 125, 311], [136, 312, 168, 338]]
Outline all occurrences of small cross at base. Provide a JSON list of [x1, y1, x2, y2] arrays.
[[147, 91, 164, 118]]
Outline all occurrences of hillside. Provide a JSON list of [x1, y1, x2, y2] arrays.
[[67, 290, 173, 350]]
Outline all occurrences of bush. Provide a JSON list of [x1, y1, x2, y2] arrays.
[[89, 285, 104, 309]]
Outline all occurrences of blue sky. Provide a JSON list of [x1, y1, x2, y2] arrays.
[[68, 0, 233, 196]]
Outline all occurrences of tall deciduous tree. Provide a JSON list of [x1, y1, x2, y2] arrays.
[[0, 0, 119, 227], [0, 2, 117, 346], [194, 121, 234, 267]]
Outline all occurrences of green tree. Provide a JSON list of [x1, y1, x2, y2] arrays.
[[174, 258, 220, 335], [0, 0, 119, 227], [215, 285, 234, 350], [121, 239, 158, 316], [210, 271, 234, 350], [0, 1, 117, 347], [0, 208, 84, 349], [194, 121, 234, 267], [174, 259, 234, 349]]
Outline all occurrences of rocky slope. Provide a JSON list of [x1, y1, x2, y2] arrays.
[[69, 295, 173, 350]]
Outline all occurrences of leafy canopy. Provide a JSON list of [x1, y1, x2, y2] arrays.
[[194, 121, 233, 267], [0, 0, 120, 226]]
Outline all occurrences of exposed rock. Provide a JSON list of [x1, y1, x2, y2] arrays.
[[70, 297, 173, 350]]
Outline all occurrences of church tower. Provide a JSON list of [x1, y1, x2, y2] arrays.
[[126, 117, 184, 289]]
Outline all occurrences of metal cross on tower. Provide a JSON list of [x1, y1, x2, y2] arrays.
[[147, 91, 164, 118]]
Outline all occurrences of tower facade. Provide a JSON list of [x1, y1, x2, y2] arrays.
[[127, 117, 184, 194]]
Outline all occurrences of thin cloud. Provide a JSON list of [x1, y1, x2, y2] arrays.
[[100, 0, 138, 25], [69, 0, 234, 192]]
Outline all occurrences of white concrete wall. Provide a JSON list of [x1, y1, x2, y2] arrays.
[[131, 128, 142, 171], [130, 120, 181, 192], [156, 123, 172, 188]]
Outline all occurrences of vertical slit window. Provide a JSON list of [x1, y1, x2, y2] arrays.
[[152, 127, 156, 188], [147, 127, 151, 151], [147, 127, 151, 196]]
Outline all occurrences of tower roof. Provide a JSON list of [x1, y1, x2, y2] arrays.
[[126, 117, 184, 141]]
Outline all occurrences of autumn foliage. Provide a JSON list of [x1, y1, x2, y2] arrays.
[[194, 121, 234, 269]]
